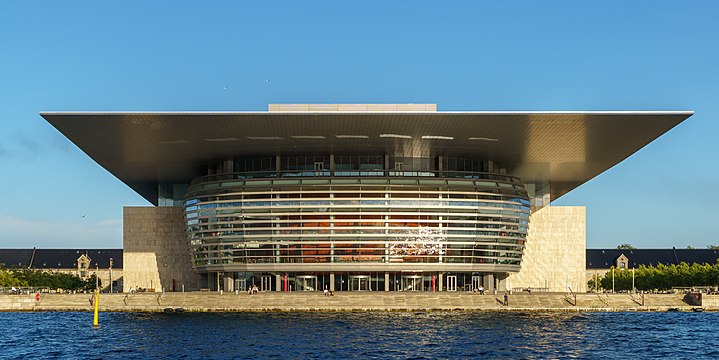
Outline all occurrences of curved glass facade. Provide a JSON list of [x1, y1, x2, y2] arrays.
[[184, 169, 530, 275]]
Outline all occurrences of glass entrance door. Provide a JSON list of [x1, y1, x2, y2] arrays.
[[447, 275, 457, 291], [235, 278, 246, 292], [472, 275, 481, 292], [261, 275, 273, 291], [295, 275, 318, 291], [401, 275, 424, 291], [349, 275, 370, 291]]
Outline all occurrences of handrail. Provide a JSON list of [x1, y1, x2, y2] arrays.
[[565, 287, 577, 306], [190, 170, 525, 186], [630, 292, 645, 306], [596, 293, 609, 306]]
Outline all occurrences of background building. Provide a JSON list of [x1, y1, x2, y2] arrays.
[[0, 248, 123, 292], [42, 104, 692, 293], [587, 248, 719, 276]]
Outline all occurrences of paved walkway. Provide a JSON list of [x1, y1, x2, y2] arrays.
[[1, 292, 711, 312]]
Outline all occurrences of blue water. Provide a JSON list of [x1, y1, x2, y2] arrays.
[[1, 311, 718, 359]]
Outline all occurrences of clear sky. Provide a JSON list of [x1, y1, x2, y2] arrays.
[[0, 1, 717, 249]]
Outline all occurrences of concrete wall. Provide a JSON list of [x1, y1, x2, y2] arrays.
[[509, 206, 586, 293], [123, 207, 199, 292]]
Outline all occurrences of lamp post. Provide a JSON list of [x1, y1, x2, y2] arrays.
[[109, 258, 113, 294]]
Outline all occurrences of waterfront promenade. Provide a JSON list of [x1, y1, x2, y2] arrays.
[[1, 292, 714, 312]]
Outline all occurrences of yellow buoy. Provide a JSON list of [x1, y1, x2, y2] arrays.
[[93, 290, 99, 327]]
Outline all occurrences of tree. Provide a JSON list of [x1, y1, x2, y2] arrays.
[[708, 245, 719, 250], [616, 244, 636, 250], [587, 261, 719, 291], [10, 269, 95, 291], [0, 269, 27, 287]]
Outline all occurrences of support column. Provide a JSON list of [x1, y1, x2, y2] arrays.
[[497, 273, 508, 292], [330, 273, 335, 292], [275, 274, 281, 292], [384, 272, 390, 292], [438, 273, 443, 292], [483, 273, 495, 293], [224, 273, 234, 292]]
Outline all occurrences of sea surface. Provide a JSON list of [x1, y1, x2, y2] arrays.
[[1, 311, 718, 359]]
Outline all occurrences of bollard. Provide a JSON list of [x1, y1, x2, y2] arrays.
[[93, 290, 99, 327]]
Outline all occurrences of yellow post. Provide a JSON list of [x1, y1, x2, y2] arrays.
[[93, 290, 99, 327]]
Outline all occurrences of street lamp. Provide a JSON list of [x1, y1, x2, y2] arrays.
[[109, 258, 113, 294]]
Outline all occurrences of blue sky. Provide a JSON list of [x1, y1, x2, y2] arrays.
[[0, 1, 717, 249]]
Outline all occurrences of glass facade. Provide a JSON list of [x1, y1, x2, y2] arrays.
[[184, 156, 530, 280]]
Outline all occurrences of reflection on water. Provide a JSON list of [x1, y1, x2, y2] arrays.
[[2, 311, 719, 359]]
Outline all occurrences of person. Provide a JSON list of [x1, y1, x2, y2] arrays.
[[527, 287, 532, 295], [503, 292, 509, 306], [324, 286, 329, 297], [252, 284, 259, 294], [478, 286, 484, 295], [247, 286, 253, 295]]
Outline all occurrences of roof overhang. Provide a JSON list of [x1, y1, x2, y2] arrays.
[[41, 110, 692, 205]]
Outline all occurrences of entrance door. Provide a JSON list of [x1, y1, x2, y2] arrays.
[[401, 275, 424, 291], [472, 275, 481, 292], [350, 275, 370, 291], [235, 278, 246, 292], [261, 275, 273, 291], [447, 275, 457, 291], [296, 275, 318, 291]]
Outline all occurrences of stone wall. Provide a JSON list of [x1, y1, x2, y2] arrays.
[[508, 206, 586, 293], [123, 207, 199, 292]]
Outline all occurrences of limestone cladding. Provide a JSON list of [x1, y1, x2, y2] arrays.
[[123, 207, 199, 292], [508, 206, 587, 293]]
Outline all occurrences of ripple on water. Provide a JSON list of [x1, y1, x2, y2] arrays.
[[2, 311, 719, 359]]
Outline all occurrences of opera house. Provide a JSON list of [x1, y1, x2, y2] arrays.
[[42, 104, 692, 293]]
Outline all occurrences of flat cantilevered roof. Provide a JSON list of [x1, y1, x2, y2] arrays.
[[41, 107, 692, 205]]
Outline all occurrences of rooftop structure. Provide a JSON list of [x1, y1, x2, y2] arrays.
[[42, 106, 692, 205]]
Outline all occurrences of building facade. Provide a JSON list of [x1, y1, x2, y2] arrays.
[[0, 248, 123, 293], [43, 104, 692, 293]]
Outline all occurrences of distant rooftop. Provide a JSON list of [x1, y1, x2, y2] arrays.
[[0, 249, 123, 269], [587, 249, 719, 269]]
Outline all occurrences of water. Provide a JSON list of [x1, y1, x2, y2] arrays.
[[2, 311, 718, 359]]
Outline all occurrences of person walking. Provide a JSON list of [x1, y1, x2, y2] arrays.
[[503, 292, 509, 306]]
